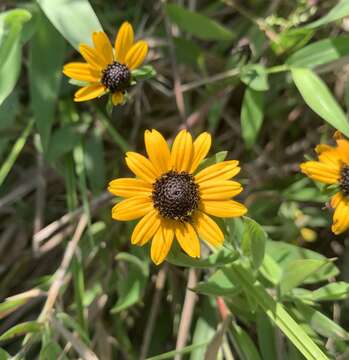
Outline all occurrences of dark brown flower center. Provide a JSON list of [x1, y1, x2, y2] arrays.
[[340, 165, 349, 196], [101, 61, 131, 92], [152, 170, 200, 222]]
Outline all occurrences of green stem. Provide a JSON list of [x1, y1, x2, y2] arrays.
[[266, 64, 290, 74], [0, 118, 34, 187]]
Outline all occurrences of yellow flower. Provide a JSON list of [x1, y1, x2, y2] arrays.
[[63, 22, 148, 105], [108, 129, 247, 265], [300, 133, 349, 235]]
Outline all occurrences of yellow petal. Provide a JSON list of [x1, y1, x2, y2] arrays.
[[175, 222, 200, 258], [151, 220, 174, 265], [300, 161, 340, 184], [336, 139, 349, 164], [131, 209, 161, 245], [115, 21, 134, 64], [144, 129, 171, 175], [112, 195, 153, 220], [74, 84, 105, 102], [125, 40, 148, 70], [200, 180, 243, 200], [63, 62, 100, 83], [331, 192, 344, 209], [108, 178, 152, 197], [194, 211, 224, 247], [125, 152, 158, 184], [195, 161, 240, 184], [92, 31, 114, 65], [190, 132, 212, 173], [332, 197, 349, 235], [171, 130, 194, 172], [79, 44, 107, 69], [112, 92, 124, 106], [201, 200, 247, 218], [315, 144, 342, 166]]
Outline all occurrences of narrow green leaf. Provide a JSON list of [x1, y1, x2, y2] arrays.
[[296, 302, 349, 340], [291, 68, 349, 137], [0, 298, 27, 319], [241, 88, 264, 148], [0, 349, 10, 360], [259, 254, 282, 285], [231, 322, 262, 360], [37, 0, 102, 49], [256, 311, 277, 360], [196, 151, 227, 173], [305, 0, 349, 29], [311, 282, 349, 301], [228, 264, 330, 360], [29, 10, 65, 151], [165, 4, 234, 41], [0, 9, 31, 68], [286, 36, 349, 68], [0, 321, 42, 341], [280, 259, 330, 296]]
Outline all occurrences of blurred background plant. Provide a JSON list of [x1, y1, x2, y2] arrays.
[[1, 0, 349, 359]]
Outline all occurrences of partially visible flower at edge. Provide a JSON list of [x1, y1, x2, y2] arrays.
[[108, 129, 247, 265], [63, 21, 148, 106], [300, 132, 349, 235]]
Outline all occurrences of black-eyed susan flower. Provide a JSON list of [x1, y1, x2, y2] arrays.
[[108, 129, 247, 265], [300, 133, 349, 235], [63, 22, 148, 105]]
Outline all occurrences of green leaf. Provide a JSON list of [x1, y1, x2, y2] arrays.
[[29, 10, 65, 151], [0, 298, 27, 319], [266, 241, 339, 283], [228, 264, 330, 360], [241, 88, 264, 149], [165, 4, 234, 41], [131, 65, 156, 81], [0, 34, 21, 106], [174, 37, 203, 67], [0, 321, 42, 341], [256, 311, 277, 360], [279, 259, 331, 296], [195, 268, 240, 296], [111, 253, 148, 313], [286, 36, 349, 68], [231, 322, 262, 360], [240, 64, 269, 91], [271, 28, 314, 55], [260, 254, 282, 285], [305, 0, 349, 29], [0, 349, 10, 360], [291, 68, 349, 137], [37, 0, 103, 49], [302, 282, 349, 302], [242, 218, 267, 269], [167, 244, 238, 269], [295, 302, 349, 340], [0, 9, 31, 68]]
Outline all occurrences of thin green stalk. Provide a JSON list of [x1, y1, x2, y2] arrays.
[[98, 114, 130, 152], [266, 64, 290, 74], [0, 118, 34, 187]]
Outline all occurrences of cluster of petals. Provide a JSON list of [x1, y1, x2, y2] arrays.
[[63, 22, 148, 105], [108, 129, 247, 264], [300, 133, 349, 235]]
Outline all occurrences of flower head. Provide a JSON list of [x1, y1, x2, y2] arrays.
[[300, 133, 349, 235], [63, 22, 148, 105], [108, 129, 247, 265]]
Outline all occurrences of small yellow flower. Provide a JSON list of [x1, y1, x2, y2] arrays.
[[300, 133, 349, 235], [63, 22, 148, 105], [108, 129, 247, 265]]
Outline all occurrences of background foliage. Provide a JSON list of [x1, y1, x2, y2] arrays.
[[1, 0, 349, 359]]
